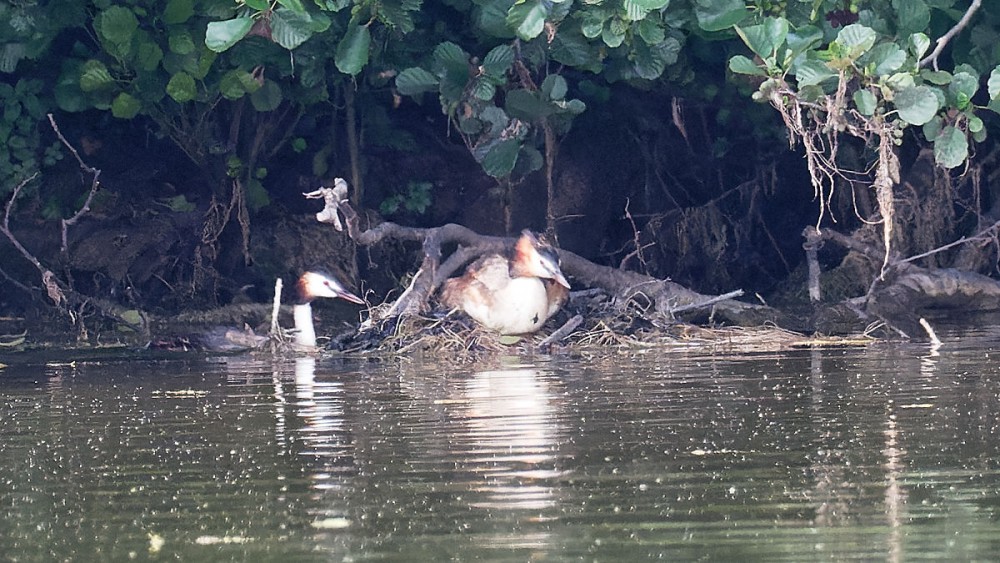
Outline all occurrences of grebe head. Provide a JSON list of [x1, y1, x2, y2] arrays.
[[297, 271, 365, 305], [513, 230, 571, 289]]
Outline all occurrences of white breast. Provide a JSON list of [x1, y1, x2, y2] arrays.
[[462, 277, 550, 335]]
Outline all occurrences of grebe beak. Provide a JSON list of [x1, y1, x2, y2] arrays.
[[547, 268, 571, 289], [336, 290, 365, 305], [552, 271, 570, 289], [536, 256, 570, 289], [301, 271, 366, 304]]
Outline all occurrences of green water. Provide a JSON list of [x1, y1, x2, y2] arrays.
[[2, 336, 1000, 561]]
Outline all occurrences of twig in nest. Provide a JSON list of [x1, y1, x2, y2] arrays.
[[669, 289, 745, 314], [538, 314, 583, 350]]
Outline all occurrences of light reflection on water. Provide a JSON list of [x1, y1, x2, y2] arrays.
[[1, 336, 1000, 560]]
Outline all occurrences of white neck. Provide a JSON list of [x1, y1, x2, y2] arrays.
[[293, 303, 317, 348]]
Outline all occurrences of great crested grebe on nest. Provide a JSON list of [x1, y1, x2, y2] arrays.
[[439, 230, 570, 336]]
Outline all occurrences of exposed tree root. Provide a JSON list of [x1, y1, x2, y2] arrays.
[[804, 225, 1000, 338]]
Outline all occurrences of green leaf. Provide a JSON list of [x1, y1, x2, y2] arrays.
[[433, 42, 471, 103], [836, 24, 876, 56], [482, 139, 521, 178], [160, 195, 196, 213], [220, 70, 253, 99], [786, 25, 823, 59], [250, 79, 283, 111], [471, 78, 496, 101], [205, 18, 254, 52], [581, 12, 606, 39], [972, 126, 987, 144], [458, 116, 483, 135], [111, 92, 142, 119], [246, 178, 271, 211], [729, 55, 765, 76], [163, 0, 194, 25], [498, 334, 522, 345], [507, 0, 548, 41], [922, 115, 942, 140], [920, 69, 952, 85], [949, 72, 978, 109], [136, 40, 163, 72], [694, 0, 748, 32], [97, 6, 139, 45], [0, 43, 25, 74], [396, 67, 439, 96], [483, 44, 515, 78], [989, 66, 1000, 100], [166, 71, 196, 103], [557, 98, 586, 114], [335, 24, 371, 76], [623, 0, 651, 22], [637, 19, 665, 45], [168, 31, 196, 55], [894, 85, 939, 125], [968, 115, 984, 134], [863, 43, 906, 76], [734, 17, 788, 59], [80, 60, 114, 92], [309, 13, 332, 33], [908, 33, 930, 60], [793, 58, 837, 87], [271, 7, 315, 50], [853, 89, 877, 116], [55, 74, 89, 112], [633, 38, 679, 80], [477, 0, 517, 39], [933, 125, 967, 169], [506, 89, 553, 120], [278, 0, 307, 12], [602, 23, 625, 49], [893, 0, 930, 35], [629, 0, 669, 9], [542, 74, 567, 101]]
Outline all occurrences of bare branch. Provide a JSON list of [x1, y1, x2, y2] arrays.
[[48, 114, 102, 253], [919, 0, 982, 70]]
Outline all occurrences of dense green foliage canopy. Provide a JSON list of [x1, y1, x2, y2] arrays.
[[1, 0, 998, 229]]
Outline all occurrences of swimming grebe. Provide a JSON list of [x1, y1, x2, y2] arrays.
[[439, 230, 571, 335], [292, 270, 365, 348]]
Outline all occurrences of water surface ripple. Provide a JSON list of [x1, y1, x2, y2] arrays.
[[2, 336, 1000, 561]]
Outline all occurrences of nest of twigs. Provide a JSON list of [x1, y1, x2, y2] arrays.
[[329, 290, 872, 359]]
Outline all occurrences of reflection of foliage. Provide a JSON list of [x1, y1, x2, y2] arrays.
[[380, 181, 433, 216]]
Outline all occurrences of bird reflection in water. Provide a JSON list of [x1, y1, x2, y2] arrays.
[[457, 368, 569, 513], [291, 357, 354, 491]]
